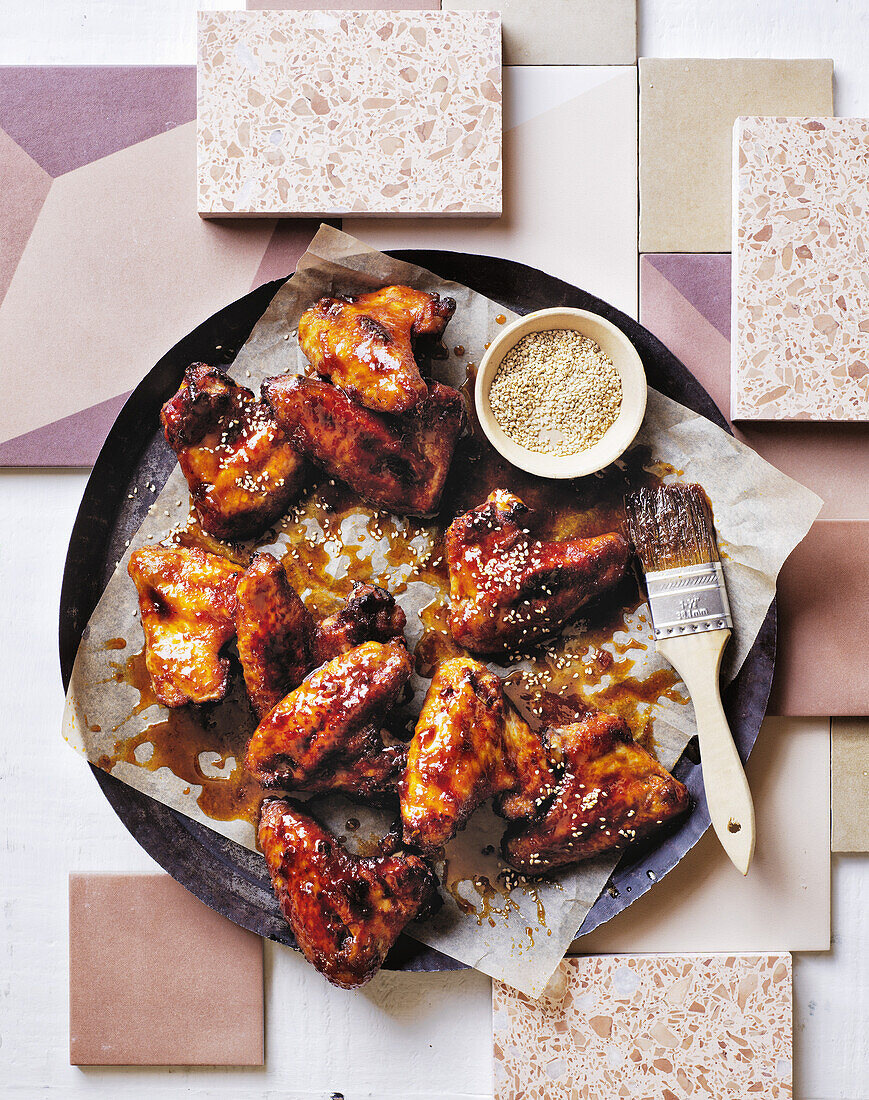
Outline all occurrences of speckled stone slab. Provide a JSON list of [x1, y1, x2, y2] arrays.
[[733, 117, 869, 421], [494, 954, 793, 1100], [197, 9, 502, 217], [443, 1, 636, 65], [69, 874, 263, 1065]]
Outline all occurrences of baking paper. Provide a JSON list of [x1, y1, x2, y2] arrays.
[[63, 226, 821, 995]]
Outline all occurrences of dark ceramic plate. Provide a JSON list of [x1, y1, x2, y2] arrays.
[[59, 251, 775, 972]]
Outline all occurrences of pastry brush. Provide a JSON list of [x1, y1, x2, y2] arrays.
[[624, 483, 755, 874]]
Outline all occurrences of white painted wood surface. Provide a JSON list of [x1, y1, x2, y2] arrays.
[[1, 2, 867, 1097]]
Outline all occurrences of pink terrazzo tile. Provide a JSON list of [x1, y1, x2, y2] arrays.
[[733, 117, 869, 421], [197, 9, 502, 217], [494, 954, 792, 1099]]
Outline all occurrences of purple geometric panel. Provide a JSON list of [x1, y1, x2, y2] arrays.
[[0, 390, 131, 467], [645, 253, 731, 341], [0, 67, 195, 177]]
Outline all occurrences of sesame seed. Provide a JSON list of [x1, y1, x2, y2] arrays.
[[488, 329, 622, 456]]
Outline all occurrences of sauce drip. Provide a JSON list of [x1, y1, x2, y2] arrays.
[[97, 353, 686, 848]]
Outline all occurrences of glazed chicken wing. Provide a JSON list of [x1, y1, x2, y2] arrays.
[[245, 641, 411, 796], [262, 375, 464, 517], [313, 582, 406, 665], [501, 712, 690, 873], [235, 552, 315, 719], [446, 490, 631, 655], [298, 285, 455, 414], [161, 363, 307, 541], [128, 546, 241, 707], [259, 798, 438, 988], [401, 657, 555, 852]]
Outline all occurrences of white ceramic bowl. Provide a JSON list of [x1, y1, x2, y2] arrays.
[[475, 307, 647, 479]]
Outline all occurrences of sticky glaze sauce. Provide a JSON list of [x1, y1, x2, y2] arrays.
[[100, 356, 686, 845]]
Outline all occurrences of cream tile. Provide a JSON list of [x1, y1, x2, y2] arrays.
[[832, 718, 869, 852], [639, 58, 833, 252], [345, 67, 639, 317], [443, 0, 636, 65], [573, 718, 831, 953], [197, 9, 502, 217]]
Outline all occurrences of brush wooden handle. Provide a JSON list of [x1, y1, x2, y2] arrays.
[[657, 629, 756, 875]]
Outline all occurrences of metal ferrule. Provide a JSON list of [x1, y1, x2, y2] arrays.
[[645, 561, 733, 640]]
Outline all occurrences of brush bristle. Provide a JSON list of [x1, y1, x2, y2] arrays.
[[624, 483, 720, 573]]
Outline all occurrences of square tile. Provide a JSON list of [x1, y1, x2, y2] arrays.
[[494, 954, 793, 1100], [345, 67, 639, 317], [639, 58, 833, 252], [574, 719, 831, 953], [197, 9, 502, 217], [640, 252, 869, 522], [69, 874, 263, 1065], [443, 0, 636, 65], [832, 718, 869, 852], [733, 116, 869, 421]]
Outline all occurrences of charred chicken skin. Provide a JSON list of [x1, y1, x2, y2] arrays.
[[127, 546, 241, 707], [446, 489, 631, 655], [313, 582, 407, 666], [298, 285, 456, 415], [401, 657, 556, 852], [245, 641, 411, 797], [161, 362, 306, 541], [259, 798, 438, 988], [501, 712, 690, 874], [235, 552, 315, 719], [262, 375, 464, 518]]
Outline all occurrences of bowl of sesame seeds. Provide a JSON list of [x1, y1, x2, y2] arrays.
[[475, 307, 647, 479]]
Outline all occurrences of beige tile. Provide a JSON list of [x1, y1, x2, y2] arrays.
[[639, 58, 833, 252], [0, 122, 274, 445], [345, 67, 639, 317], [444, 0, 636, 65], [198, 10, 502, 217], [832, 718, 869, 852], [573, 718, 831, 953], [768, 521, 869, 716], [69, 874, 263, 1065]]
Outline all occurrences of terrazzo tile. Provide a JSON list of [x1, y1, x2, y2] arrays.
[[640, 58, 833, 252], [443, 0, 636, 65], [733, 116, 869, 421], [832, 718, 869, 852], [574, 719, 831, 953], [640, 253, 869, 521], [494, 954, 793, 1099], [346, 66, 639, 317], [69, 874, 263, 1065], [197, 9, 502, 217]]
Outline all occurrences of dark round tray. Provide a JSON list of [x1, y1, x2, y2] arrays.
[[59, 251, 775, 972]]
